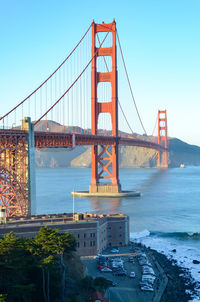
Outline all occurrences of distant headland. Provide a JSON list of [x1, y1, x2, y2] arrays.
[[34, 122, 200, 169]]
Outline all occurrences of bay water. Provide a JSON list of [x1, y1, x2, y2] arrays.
[[36, 166, 200, 299]]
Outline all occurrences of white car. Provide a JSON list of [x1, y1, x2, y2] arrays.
[[142, 277, 155, 285], [129, 272, 135, 278], [111, 248, 119, 253], [100, 267, 112, 272], [112, 263, 123, 269], [143, 268, 155, 276], [142, 275, 156, 280], [141, 285, 154, 292], [112, 259, 123, 267]]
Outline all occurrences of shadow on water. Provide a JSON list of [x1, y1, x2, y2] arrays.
[[85, 169, 169, 214], [136, 168, 169, 194]]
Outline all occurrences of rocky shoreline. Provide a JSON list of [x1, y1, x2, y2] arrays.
[[138, 243, 198, 301]]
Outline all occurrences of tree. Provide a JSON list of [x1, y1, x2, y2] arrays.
[[0, 232, 38, 301], [80, 276, 94, 296], [53, 232, 76, 302], [0, 228, 76, 302], [27, 227, 76, 302], [0, 294, 7, 302], [94, 277, 110, 291]]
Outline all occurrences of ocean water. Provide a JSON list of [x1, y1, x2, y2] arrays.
[[36, 166, 200, 300]]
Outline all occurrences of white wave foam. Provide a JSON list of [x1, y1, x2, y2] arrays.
[[130, 229, 150, 240], [132, 234, 200, 301], [188, 232, 195, 236]]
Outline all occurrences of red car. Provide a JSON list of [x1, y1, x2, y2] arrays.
[[98, 265, 110, 271]]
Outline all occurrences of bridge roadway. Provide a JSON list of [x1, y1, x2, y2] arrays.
[[0, 129, 167, 152]]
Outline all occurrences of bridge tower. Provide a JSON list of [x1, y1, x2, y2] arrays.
[[0, 117, 36, 216], [157, 110, 168, 168], [89, 20, 121, 193]]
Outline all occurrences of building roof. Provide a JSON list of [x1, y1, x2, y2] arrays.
[[0, 212, 128, 231]]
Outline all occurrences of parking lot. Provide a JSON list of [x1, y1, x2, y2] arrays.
[[82, 245, 161, 302]]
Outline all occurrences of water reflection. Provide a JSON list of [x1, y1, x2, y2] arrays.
[[89, 196, 122, 213]]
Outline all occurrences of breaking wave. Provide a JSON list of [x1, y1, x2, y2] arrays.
[[151, 231, 200, 240]]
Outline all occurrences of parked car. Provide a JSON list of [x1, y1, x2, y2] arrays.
[[98, 264, 111, 270], [139, 281, 152, 287], [142, 274, 156, 280], [137, 252, 146, 258], [142, 264, 153, 269], [143, 270, 155, 276], [142, 266, 154, 272], [111, 248, 119, 253], [128, 257, 134, 262], [100, 267, 112, 272], [112, 260, 123, 268], [139, 260, 148, 266], [142, 276, 155, 285], [112, 264, 123, 270], [113, 269, 127, 276], [129, 272, 135, 278], [141, 285, 154, 292]]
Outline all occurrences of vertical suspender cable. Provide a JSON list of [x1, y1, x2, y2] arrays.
[[116, 30, 147, 135]]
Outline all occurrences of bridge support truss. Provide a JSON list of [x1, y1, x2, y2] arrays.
[[0, 117, 36, 216], [157, 110, 168, 168], [89, 20, 121, 193]]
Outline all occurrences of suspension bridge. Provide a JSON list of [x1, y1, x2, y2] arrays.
[[0, 20, 168, 217]]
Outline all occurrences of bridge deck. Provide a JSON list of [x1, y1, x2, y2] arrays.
[[0, 129, 167, 152]]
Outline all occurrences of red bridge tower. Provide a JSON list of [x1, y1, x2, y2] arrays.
[[89, 20, 121, 193], [157, 110, 168, 167]]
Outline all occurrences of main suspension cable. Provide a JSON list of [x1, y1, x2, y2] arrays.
[[116, 30, 147, 135], [0, 23, 92, 121], [35, 31, 110, 125]]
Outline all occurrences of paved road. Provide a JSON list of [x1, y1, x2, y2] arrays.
[[108, 287, 137, 302], [83, 246, 156, 302]]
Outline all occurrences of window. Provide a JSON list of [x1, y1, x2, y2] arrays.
[[90, 241, 93, 246], [84, 241, 86, 247], [108, 226, 112, 230], [119, 226, 122, 229], [77, 234, 80, 238], [93, 241, 95, 246], [119, 242, 122, 246], [109, 243, 112, 247], [84, 233, 86, 238], [119, 234, 122, 237], [90, 233, 93, 237], [109, 235, 112, 238], [77, 242, 80, 248]]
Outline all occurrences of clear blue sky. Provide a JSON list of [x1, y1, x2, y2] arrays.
[[1, 0, 200, 145]]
